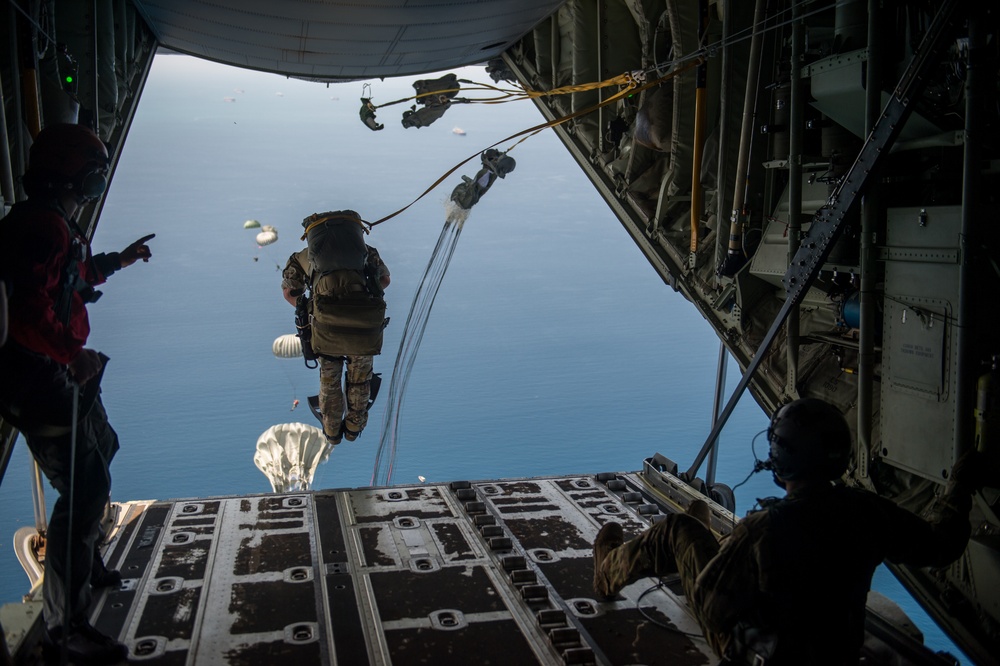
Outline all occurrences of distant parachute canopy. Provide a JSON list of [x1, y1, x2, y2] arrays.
[[244, 219, 261, 229], [254, 423, 332, 493], [272, 334, 303, 359], [256, 225, 278, 247]]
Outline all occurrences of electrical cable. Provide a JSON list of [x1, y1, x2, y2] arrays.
[[635, 579, 708, 638]]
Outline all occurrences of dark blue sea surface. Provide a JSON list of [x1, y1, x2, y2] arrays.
[[0, 56, 967, 663]]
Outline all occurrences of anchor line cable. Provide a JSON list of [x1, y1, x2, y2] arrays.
[[370, 72, 639, 111], [369, 58, 703, 228], [368, 0, 842, 229]]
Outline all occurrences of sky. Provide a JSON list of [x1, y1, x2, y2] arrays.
[[0, 53, 969, 663]]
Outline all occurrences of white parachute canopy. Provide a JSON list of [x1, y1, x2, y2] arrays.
[[253, 423, 332, 493], [272, 334, 302, 359], [243, 219, 261, 229], [256, 224, 278, 247]]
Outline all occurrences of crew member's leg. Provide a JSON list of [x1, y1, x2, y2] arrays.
[[593, 502, 719, 599], [88, 396, 122, 588], [343, 355, 373, 441], [318, 356, 346, 443], [25, 397, 127, 662]]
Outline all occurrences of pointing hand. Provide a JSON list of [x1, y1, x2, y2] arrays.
[[120, 233, 156, 268]]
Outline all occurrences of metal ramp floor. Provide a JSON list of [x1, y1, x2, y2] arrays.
[[6, 464, 957, 665]]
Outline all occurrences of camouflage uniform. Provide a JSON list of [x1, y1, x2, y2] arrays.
[[595, 480, 974, 664], [318, 354, 373, 440], [282, 245, 389, 443]]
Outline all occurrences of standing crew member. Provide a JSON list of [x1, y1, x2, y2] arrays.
[[0, 123, 155, 664], [593, 398, 982, 665], [282, 210, 390, 444]]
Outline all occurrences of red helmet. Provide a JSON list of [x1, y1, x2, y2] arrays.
[[25, 123, 109, 199]]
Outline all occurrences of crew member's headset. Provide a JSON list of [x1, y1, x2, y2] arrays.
[[759, 398, 852, 482], [73, 162, 108, 202]]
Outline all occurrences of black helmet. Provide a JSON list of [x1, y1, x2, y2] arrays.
[[766, 398, 851, 481]]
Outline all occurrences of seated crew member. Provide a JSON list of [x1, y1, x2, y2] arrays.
[[282, 210, 390, 444], [0, 122, 155, 664], [593, 398, 982, 665]]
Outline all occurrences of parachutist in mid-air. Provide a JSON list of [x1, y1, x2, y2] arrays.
[[282, 210, 391, 445]]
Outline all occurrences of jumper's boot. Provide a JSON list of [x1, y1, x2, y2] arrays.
[[592, 522, 624, 600]]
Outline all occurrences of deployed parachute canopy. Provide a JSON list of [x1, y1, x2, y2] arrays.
[[256, 224, 278, 247], [253, 423, 331, 493], [273, 333, 303, 359], [244, 219, 261, 229]]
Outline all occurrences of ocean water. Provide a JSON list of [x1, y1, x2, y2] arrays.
[[0, 56, 968, 662]]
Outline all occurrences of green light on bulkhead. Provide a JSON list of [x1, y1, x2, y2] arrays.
[[65, 76, 73, 84]]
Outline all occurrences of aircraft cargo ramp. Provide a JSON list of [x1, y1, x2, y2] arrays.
[[6, 461, 958, 665]]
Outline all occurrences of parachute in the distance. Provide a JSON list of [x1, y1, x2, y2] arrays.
[[273, 333, 303, 359], [253, 423, 332, 492], [244, 219, 261, 229], [256, 224, 278, 247]]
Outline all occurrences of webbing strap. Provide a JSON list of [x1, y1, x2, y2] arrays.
[[370, 59, 703, 227]]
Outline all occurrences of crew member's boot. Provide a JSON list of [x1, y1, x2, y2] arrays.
[[592, 522, 624, 599], [43, 620, 128, 665], [91, 552, 122, 589]]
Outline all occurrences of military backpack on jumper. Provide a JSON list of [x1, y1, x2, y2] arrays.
[[301, 211, 387, 357]]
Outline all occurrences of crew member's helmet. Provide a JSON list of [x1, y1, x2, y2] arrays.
[[766, 398, 852, 481], [24, 123, 109, 201]]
